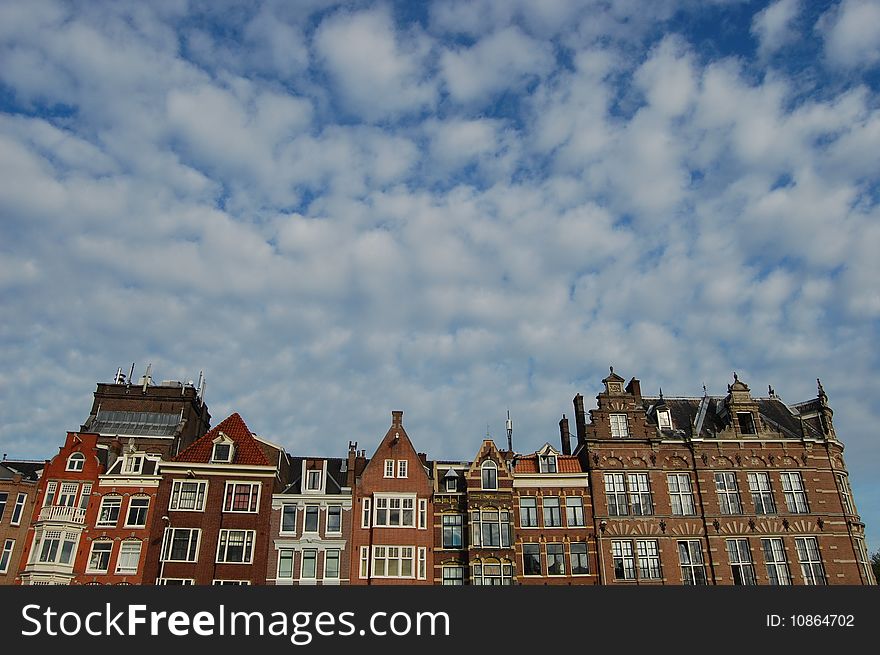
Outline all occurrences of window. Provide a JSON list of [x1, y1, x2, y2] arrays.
[[737, 412, 756, 434], [610, 414, 629, 437], [397, 460, 408, 478], [418, 499, 427, 529], [418, 547, 427, 580], [605, 473, 628, 516], [122, 456, 143, 475], [115, 541, 141, 574], [795, 536, 826, 585], [0, 539, 14, 573], [471, 559, 513, 584], [157, 578, 194, 586], [628, 473, 653, 515], [836, 474, 856, 514], [58, 482, 78, 507], [97, 497, 122, 527], [374, 496, 415, 527], [442, 514, 463, 549], [471, 509, 511, 548], [522, 543, 541, 576], [570, 543, 589, 575], [384, 460, 395, 478], [444, 476, 458, 493], [301, 549, 317, 579], [213, 580, 249, 585], [727, 539, 756, 585], [211, 442, 233, 463], [216, 529, 255, 564], [305, 469, 322, 491], [43, 482, 57, 507], [66, 453, 85, 471], [359, 547, 369, 578], [325, 549, 341, 580], [519, 497, 538, 527], [0, 493, 7, 521], [636, 540, 662, 579], [715, 472, 743, 514], [612, 541, 635, 580], [539, 454, 557, 473], [566, 496, 585, 526], [35, 529, 77, 565], [442, 566, 464, 585], [780, 472, 809, 513], [327, 505, 342, 534], [169, 480, 208, 511], [304, 506, 319, 533], [747, 472, 776, 514], [762, 538, 791, 585], [678, 540, 707, 585], [667, 473, 695, 515], [11, 493, 27, 526], [281, 504, 297, 533], [542, 496, 562, 527], [223, 482, 260, 513], [87, 541, 113, 573], [278, 550, 294, 579], [855, 538, 874, 585], [124, 497, 150, 527], [78, 483, 92, 510], [161, 528, 200, 562], [481, 460, 498, 490], [657, 409, 672, 429], [547, 543, 565, 575], [361, 498, 371, 528], [372, 546, 414, 578]]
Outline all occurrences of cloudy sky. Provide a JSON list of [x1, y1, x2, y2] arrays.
[[1, 0, 879, 549]]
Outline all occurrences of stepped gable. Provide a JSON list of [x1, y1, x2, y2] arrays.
[[171, 412, 270, 466]]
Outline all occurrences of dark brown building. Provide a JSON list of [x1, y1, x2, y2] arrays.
[[574, 369, 875, 585], [0, 459, 42, 584]]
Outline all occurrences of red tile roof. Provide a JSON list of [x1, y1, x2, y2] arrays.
[[514, 455, 583, 474], [172, 412, 271, 466]]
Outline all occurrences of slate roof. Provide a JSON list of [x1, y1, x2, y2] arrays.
[[0, 460, 43, 481], [172, 412, 270, 466], [282, 456, 349, 494], [103, 457, 160, 476]]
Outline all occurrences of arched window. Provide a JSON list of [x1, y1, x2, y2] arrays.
[[66, 452, 85, 472], [471, 557, 514, 585], [481, 460, 498, 490]]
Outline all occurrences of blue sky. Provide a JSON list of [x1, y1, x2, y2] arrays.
[[1, 0, 879, 551]]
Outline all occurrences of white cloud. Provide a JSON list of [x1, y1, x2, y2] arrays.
[[751, 0, 801, 58], [818, 0, 880, 70]]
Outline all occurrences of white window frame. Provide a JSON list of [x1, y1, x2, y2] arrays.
[[445, 476, 458, 493], [855, 537, 875, 585], [161, 527, 201, 563], [726, 538, 757, 585], [371, 545, 415, 579], [281, 504, 297, 534], [361, 498, 371, 528], [836, 473, 856, 514], [324, 549, 341, 580], [747, 472, 776, 514], [223, 481, 261, 513], [612, 540, 635, 580], [66, 453, 85, 472], [211, 441, 234, 463], [169, 479, 208, 512], [97, 496, 122, 527], [305, 469, 322, 491], [441, 565, 464, 585], [570, 542, 590, 575], [86, 540, 113, 574], [124, 496, 150, 528], [636, 539, 662, 579], [359, 546, 369, 579], [539, 454, 557, 473], [374, 495, 416, 528], [11, 492, 27, 526], [122, 455, 144, 475], [43, 482, 57, 507], [157, 578, 194, 586], [481, 460, 498, 490], [610, 414, 629, 438], [418, 498, 427, 529], [417, 547, 427, 580], [546, 543, 565, 576], [667, 473, 696, 516], [519, 496, 538, 527], [301, 548, 318, 580], [565, 496, 585, 527], [542, 496, 562, 527], [326, 504, 343, 535], [277, 549, 294, 579], [397, 460, 408, 479], [216, 529, 256, 564], [471, 508, 511, 548], [657, 409, 672, 429], [715, 472, 743, 514], [115, 540, 142, 575], [762, 537, 791, 585], [78, 483, 92, 510], [58, 482, 78, 507], [0, 539, 15, 574], [33, 529, 78, 565], [677, 540, 707, 585], [384, 459, 395, 478], [213, 579, 250, 585], [780, 472, 809, 514], [795, 536, 826, 585], [303, 505, 320, 533], [442, 514, 464, 549]]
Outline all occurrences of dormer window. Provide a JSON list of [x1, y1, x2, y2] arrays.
[[610, 414, 629, 438], [66, 453, 85, 472], [657, 410, 672, 430], [123, 455, 144, 475], [211, 434, 235, 463], [445, 476, 458, 493], [481, 461, 498, 490], [306, 469, 322, 491], [737, 412, 756, 435], [539, 454, 557, 473]]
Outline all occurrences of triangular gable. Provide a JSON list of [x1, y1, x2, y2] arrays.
[[360, 410, 430, 482], [172, 412, 270, 466], [466, 440, 513, 481]]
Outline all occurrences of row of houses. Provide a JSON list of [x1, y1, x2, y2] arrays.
[[0, 367, 874, 585]]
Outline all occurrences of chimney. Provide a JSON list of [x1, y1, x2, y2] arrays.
[[392, 410, 403, 427], [559, 415, 571, 455], [347, 441, 358, 488], [418, 452, 428, 467], [626, 377, 641, 398], [573, 394, 587, 445]]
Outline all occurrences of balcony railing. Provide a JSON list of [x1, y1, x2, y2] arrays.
[[38, 505, 86, 524]]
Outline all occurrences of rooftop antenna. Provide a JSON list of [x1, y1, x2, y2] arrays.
[[128, 363, 135, 388], [506, 410, 513, 452], [200, 378, 206, 405], [142, 363, 152, 393], [114, 367, 125, 384], [197, 370, 204, 394]]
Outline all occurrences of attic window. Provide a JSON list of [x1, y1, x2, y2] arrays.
[[737, 412, 756, 435], [657, 410, 672, 430], [610, 414, 629, 438], [445, 476, 457, 493], [306, 470, 322, 491], [66, 453, 85, 472], [123, 455, 144, 475], [212, 442, 233, 463], [481, 461, 498, 490], [539, 454, 557, 474]]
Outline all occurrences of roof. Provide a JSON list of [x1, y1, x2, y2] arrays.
[[172, 413, 271, 466], [104, 456, 160, 476], [513, 454, 584, 474], [0, 460, 43, 481], [282, 456, 349, 494], [90, 409, 183, 437]]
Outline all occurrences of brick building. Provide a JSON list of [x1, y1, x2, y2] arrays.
[[431, 459, 469, 584], [0, 459, 42, 584], [350, 411, 433, 584], [142, 413, 285, 585], [574, 369, 876, 585], [268, 456, 353, 585]]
